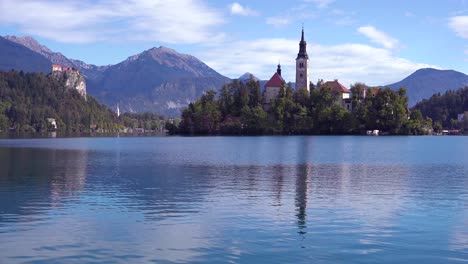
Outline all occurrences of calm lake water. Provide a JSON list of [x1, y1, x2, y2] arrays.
[[0, 136, 467, 263]]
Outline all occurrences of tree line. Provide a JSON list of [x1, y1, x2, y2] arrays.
[[0, 70, 168, 133], [177, 78, 435, 135], [413, 86, 468, 131]]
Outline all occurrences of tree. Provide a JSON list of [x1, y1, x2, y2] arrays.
[[0, 114, 8, 131], [177, 79, 413, 136]]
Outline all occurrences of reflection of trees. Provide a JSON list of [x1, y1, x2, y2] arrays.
[[0, 147, 88, 218], [49, 149, 88, 202]]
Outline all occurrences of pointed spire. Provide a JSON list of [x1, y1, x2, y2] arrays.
[[277, 63, 282, 76], [297, 26, 308, 59], [301, 24, 305, 42]]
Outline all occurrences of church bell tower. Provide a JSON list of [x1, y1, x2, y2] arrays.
[[296, 27, 310, 92]]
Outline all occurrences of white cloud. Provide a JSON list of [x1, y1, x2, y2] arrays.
[[449, 16, 468, 39], [197, 38, 438, 86], [405, 11, 415, 17], [332, 16, 357, 26], [325, 9, 357, 25], [304, 0, 335, 8], [357, 26, 400, 50], [0, 0, 224, 44], [266, 17, 290, 26], [229, 2, 258, 16], [265, 5, 317, 28]]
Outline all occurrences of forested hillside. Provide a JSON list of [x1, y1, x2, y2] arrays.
[[413, 86, 468, 129], [0, 70, 119, 132]]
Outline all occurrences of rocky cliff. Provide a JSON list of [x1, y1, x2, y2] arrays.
[[51, 70, 87, 99]]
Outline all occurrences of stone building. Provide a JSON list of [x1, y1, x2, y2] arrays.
[[263, 64, 284, 110], [322, 80, 352, 111]]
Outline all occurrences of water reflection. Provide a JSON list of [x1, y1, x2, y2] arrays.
[[0, 147, 88, 220], [295, 164, 310, 237], [0, 136, 467, 263]]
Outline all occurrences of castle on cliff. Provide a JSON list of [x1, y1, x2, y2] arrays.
[[263, 28, 351, 111], [51, 64, 87, 99], [52, 64, 78, 72]]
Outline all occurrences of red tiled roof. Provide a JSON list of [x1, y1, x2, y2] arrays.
[[323, 80, 350, 93], [264, 72, 284, 88], [52, 64, 62, 68]]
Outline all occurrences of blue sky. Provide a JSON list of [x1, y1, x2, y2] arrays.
[[0, 0, 467, 86]]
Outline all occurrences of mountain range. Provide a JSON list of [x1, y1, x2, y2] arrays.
[[1, 35, 468, 114], [1, 36, 230, 116], [0, 36, 51, 73], [383, 68, 468, 106]]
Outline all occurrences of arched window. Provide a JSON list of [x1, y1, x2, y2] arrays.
[[300, 73, 303, 78]]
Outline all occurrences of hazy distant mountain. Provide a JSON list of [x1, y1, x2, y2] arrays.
[[0, 36, 51, 73], [92, 46, 231, 115], [4, 35, 108, 80], [238, 72, 260, 82], [383, 68, 468, 106]]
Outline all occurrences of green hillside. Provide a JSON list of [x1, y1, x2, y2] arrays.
[[0, 70, 119, 132]]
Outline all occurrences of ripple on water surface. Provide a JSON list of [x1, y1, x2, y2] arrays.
[[0, 136, 467, 263]]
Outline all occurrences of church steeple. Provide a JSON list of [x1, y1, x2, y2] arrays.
[[295, 27, 310, 92], [297, 27, 308, 59], [277, 63, 282, 76]]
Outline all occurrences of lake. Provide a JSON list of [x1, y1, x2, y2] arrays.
[[0, 136, 467, 263]]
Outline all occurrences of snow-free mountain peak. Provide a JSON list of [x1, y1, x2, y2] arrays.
[[384, 68, 468, 106], [238, 72, 260, 81]]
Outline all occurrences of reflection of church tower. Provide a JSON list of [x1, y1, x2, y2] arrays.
[[295, 137, 311, 240], [296, 164, 309, 236], [295, 27, 310, 92]]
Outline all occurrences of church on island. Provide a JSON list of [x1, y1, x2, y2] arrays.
[[263, 28, 352, 111]]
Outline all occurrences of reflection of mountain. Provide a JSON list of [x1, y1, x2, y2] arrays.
[[0, 148, 88, 218]]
